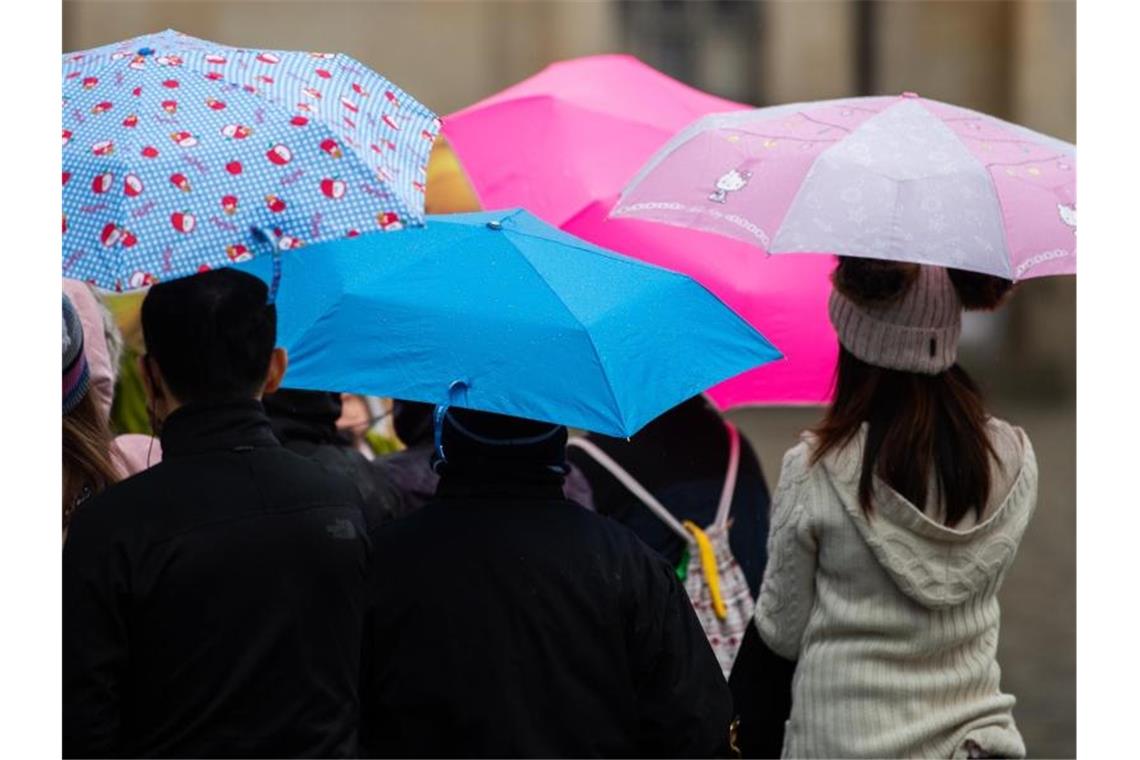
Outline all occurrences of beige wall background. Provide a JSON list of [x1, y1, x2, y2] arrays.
[[61, 1, 1075, 137], [63, 0, 1076, 396]]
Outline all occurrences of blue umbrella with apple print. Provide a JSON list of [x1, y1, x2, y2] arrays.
[[62, 29, 439, 291]]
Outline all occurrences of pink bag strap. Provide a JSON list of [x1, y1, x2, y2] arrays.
[[714, 423, 741, 531], [567, 437, 695, 545]]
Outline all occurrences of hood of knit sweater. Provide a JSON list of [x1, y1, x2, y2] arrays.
[[813, 419, 1037, 609]]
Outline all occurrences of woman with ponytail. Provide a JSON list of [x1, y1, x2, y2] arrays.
[[755, 259, 1037, 759]]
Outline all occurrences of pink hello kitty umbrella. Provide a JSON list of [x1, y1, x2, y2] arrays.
[[444, 55, 838, 406], [614, 93, 1077, 281]]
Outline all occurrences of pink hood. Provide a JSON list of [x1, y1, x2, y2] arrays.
[[62, 278, 118, 421], [63, 279, 162, 478], [114, 433, 162, 477]]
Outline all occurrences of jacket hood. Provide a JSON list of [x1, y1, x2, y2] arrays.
[[113, 433, 162, 478], [813, 419, 1037, 609], [63, 279, 122, 423], [262, 388, 347, 448]]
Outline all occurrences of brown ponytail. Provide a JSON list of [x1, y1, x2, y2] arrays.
[[63, 391, 120, 530]]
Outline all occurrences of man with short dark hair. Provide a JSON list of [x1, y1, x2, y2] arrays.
[[63, 269, 373, 758]]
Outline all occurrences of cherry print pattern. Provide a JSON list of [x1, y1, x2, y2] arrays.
[[62, 29, 439, 290]]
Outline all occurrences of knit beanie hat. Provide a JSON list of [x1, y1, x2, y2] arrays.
[[63, 294, 91, 414], [828, 264, 963, 375], [432, 406, 569, 483]]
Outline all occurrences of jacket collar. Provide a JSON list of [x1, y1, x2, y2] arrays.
[[159, 399, 281, 459], [268, 412, 344, 449], [436, 474, 567, 502]]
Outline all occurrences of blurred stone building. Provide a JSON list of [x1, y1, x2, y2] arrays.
[[63, 0, 1075, 398]]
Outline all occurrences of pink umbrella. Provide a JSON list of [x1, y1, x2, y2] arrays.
[[614, 93, 1077, 280], [444, 55, 837, 406]]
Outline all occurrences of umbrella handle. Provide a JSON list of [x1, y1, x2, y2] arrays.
[[249, 225, 283, 304], [267, 251, 282, 305], [431, 380, 470, 471]]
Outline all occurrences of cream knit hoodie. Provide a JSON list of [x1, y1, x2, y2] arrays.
[[756, 418, 1037, 759]]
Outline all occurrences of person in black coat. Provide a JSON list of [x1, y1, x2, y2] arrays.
[[62, 269, 374, 758], [263, 388, 405, 525], [566, 394, 792, 758], [369, 400, 441, 517], [359, 406, 733, 758], [375, 399, 595, 515]]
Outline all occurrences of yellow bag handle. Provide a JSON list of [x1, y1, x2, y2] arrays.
[[683, 520, 727, 620]]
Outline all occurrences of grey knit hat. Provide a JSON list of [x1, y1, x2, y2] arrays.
[[63, 294, 90, 414], [828, 265, 962, 375]]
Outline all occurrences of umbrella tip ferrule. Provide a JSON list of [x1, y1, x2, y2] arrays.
[[901, 91, 920, 99], [486, 220, 503, 231]]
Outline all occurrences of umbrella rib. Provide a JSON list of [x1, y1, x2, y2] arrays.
[[796, 112, 857, 136], [505, 235, 628, 432], [975, 154, 1071, 169], [502, 225, 661, 269]]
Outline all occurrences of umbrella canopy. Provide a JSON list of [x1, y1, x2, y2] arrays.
[[564, 210, 837, 406], [613, 93, 1076, 281], [234, 209, 781, 437], [443, 55, 835, 405], [442, 54, 744, 227], [62, 29, 439, 290]]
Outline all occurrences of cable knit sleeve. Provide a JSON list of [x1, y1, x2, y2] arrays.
[[754, 443, 818, 661]]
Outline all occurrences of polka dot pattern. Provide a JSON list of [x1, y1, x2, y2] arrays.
[[62, 29, 439, 290]]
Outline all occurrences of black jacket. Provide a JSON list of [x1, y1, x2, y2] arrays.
[[264, 389, 405, 527], [359, 476, 733, 758], [63, 400, 373, 758], [375, 442, 597, 516]]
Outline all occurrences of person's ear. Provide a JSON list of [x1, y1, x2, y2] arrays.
[[262, 347, 289, 396], [139, 354, 162, 402], [139, 354, 170, 434]]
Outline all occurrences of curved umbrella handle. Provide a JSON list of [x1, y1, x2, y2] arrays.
[[431, 380, 471, 470], [250, 225, 283, 304]]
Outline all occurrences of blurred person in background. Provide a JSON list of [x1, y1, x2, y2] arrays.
[[377, 399, 594, 516], [360, 406, 732, 757], [756, 259, 1035, 759], [338, 393, 402, 457], [63, 269, 373, 758], [567, 394, 771, 596], [263, 388, 404, 525], [371, 400, 438, 517], [566, 394, 780, 754], [63, 281, 121, 431], [62, 293, 119, 537], [64, 279, 161, 475]]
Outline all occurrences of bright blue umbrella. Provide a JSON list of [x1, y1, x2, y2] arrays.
[[236, 209, 782, 436], [62, 29, 438, 291]]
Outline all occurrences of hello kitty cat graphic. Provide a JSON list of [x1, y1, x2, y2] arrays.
[[1058, 203, 1076, 234], [709, 168, 752, 204]]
